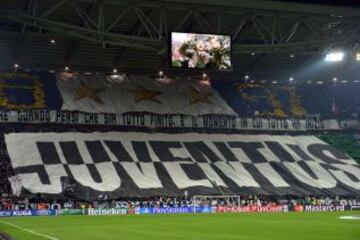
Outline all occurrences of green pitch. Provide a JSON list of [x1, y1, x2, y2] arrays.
[[1, 212, 360, 240]]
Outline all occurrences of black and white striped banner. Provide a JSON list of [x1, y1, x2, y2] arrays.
[[5, 133, 360, 200]]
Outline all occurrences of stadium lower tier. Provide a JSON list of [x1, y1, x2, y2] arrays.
[[1, 130, 360, 200], [0, 203, 359, 217]]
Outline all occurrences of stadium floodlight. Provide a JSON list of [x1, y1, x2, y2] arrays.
[[65, 66, 70, 71], [14, 63, 19, 68], [113, 68, 118, 74], [333, 77, 338, 82], [290, 54, 295, 58], [50, 39, 56, 44], [325, 52, 344, 62], [357, 53, 360, 61], [245, 75, 249, 80], [289, 77, 294, 82]]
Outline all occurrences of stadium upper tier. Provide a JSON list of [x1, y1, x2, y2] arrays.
[[0, 71, 359, 119]]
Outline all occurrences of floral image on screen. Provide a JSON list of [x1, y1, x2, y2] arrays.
[[171, 32, 231, 70]]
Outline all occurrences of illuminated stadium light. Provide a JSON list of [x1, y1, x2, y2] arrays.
[[272, 81, 277, 84], [341, 80, 348, 83], [354, 80, 360, 83], [290, 54, 295, 58], [333, 77, 338, 82], [50, 39, 55, 44], [325, 52, 344, 62], [159, 70, 164, 77], [316, 81, 324, 84], [84, 71, 92, 75], [65, 66, 70, 71], [113, 68, 118, 74], [14, 63, 19, 68], [357, 53, 360, 61], [202, 73, 208, 79], [244, 75, 249, 80], [251, 52, 255, 56], [289, 77, 294, 82]]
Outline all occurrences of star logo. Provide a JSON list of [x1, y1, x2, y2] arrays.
[[74, 82, 105, 104], [190, 87, 212, 105], [133, 86, 162, 104]]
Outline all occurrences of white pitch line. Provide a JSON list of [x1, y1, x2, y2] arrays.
[[0, 220, 59, 240], [338, 215, 360, 220]]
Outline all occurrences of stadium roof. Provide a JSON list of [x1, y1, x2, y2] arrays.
[[0, 0, 359, 81]]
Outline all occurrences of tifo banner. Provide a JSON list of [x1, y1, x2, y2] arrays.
[[135, 207, 214, 214], [1, 71, 360, 121], [5, 133, 360, 200], [57, 73, 235, 115], [213, 82, 307, 118], [0, 72, 62, 110], [0, 109, 338, 131], [212, 81, 360, 119], [216, 205, 288, 213]]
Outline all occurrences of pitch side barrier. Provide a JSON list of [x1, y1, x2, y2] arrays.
[[1, 205, 359, 218], [0, 209, 56, 217]]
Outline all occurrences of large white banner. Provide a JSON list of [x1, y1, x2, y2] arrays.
[[0, 109, 339, 131], [5, 133, 360, 200], [57, 74, 235, 115]]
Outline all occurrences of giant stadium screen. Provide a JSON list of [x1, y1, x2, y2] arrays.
[[170, 32, 232, 70]]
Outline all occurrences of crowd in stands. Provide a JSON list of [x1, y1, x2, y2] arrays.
[[213, 81, 360, 119], [0, 72, 359, 216], [1, 194, 360, 211]]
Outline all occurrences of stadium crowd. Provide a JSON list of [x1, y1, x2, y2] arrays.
[[1, 194, 360, 211]]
